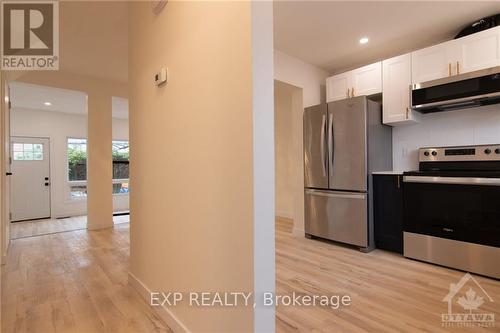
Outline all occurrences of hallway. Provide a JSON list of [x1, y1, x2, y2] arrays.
[[1, 223, 170, 333]]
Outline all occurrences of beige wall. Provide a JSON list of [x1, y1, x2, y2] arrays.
[[86, 93, 113, 229], [274, 82, 294, 219], [274, 81, 304, 234], [128, 1, 273, 332]]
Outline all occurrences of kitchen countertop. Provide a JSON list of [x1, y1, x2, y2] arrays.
[[372, 171, 404, 175]]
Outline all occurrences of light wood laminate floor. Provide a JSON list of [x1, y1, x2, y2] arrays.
[[275, 218, 500, 332], [1, 223, 171, 333], [2, 218, 499, 332]]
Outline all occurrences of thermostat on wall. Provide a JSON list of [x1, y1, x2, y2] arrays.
[[154, 68, 168, 86]]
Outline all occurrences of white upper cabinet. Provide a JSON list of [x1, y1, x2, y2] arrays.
[[382, 53, 419, 125], [453, 26, 500, 74], [326, 62, 382, 102], [326, 73, 350, 102], [412, 26, 500, 84], [351, 62, 382, 97], [411, 42, 452, 84]]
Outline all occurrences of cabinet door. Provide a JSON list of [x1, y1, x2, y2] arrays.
[[382, 53, 418, 125], [326, 73, 350, 102], [373, 175, 403, 254], [351, 62, 382, 97], [454, 26, 500, 75], [411, 42, 451, 84]]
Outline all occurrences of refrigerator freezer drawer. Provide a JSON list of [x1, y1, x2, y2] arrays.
[[305, 189, 368, 247]]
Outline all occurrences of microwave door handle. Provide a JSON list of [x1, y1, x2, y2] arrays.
[[320, 114, 326, 177]]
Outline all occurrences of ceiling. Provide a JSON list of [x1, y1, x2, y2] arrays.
[[58, 1, 128, 82], [274, 1, 500, 74], [10, 82, 129, 119]]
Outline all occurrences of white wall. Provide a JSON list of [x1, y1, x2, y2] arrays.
[[274, 50, 329, 107], [393, 105, 500, 171], [11, 107, 129, 218]]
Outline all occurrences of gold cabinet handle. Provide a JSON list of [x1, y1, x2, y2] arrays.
[[406, 107, 409, 119], [351, 87, 355, 98], [457, 61, 460, 75], [448, 63, 452, 76], [347, 88, 350, 98]]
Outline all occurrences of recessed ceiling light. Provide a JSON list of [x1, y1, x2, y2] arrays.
[[359, 37, 369, 45], [44, 102, 52, 106]]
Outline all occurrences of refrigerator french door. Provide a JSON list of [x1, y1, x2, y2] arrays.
[[328, 97, 367, 191], [304, 104, 328, 189], [304, 97, 386, 249]]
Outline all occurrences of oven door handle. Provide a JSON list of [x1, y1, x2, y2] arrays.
[[403, 176, 500, 186]]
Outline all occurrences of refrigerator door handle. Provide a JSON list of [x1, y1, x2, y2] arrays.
[[328, 112, 334, 170], [320, 114, 326, 177], [306, 189, 366, 200]]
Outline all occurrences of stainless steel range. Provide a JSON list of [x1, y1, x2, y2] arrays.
[[403, 144, 500, 279]]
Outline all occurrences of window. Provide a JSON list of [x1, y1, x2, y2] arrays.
[[112, 141, 129, 179], [70, 184, 87, 198], [112, 140, 129, 194], [67, 138, 129, 198], [13, 143, 43, 161], [68, 138, 87, 181]]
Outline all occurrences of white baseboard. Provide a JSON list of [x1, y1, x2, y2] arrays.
[[128, 272, 191, 333]]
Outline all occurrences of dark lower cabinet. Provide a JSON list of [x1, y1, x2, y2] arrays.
[[373, 174, 403, 254]]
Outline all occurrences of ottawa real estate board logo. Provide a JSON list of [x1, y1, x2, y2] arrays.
[[1, 1, 59, 70], [442, 273, 495, 328]]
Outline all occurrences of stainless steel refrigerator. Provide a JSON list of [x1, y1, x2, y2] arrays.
[[304, 96, 392, 251]]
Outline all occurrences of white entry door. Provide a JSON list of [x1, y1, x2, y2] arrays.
[[11, 137, 51, 221]]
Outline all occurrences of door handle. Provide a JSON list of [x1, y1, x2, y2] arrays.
[[45, 182, 50, 186], [328, 113, 334, 170], [320, 114, 327, 177], [6, 172, 12, 176], [306, 189, 366, 200]]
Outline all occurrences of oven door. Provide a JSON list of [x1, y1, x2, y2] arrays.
[[403, 176, 500, 247]]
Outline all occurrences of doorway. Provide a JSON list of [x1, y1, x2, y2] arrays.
[[274, 80, 304, 234], [10, 136, 51, 222]]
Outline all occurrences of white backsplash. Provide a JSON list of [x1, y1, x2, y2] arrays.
[[392, 104, 500, 171]]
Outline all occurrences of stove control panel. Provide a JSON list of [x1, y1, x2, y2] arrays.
[[419, 144, 500, 162]]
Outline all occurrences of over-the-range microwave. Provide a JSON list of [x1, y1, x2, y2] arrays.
[[411, 66, 500, 113]]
